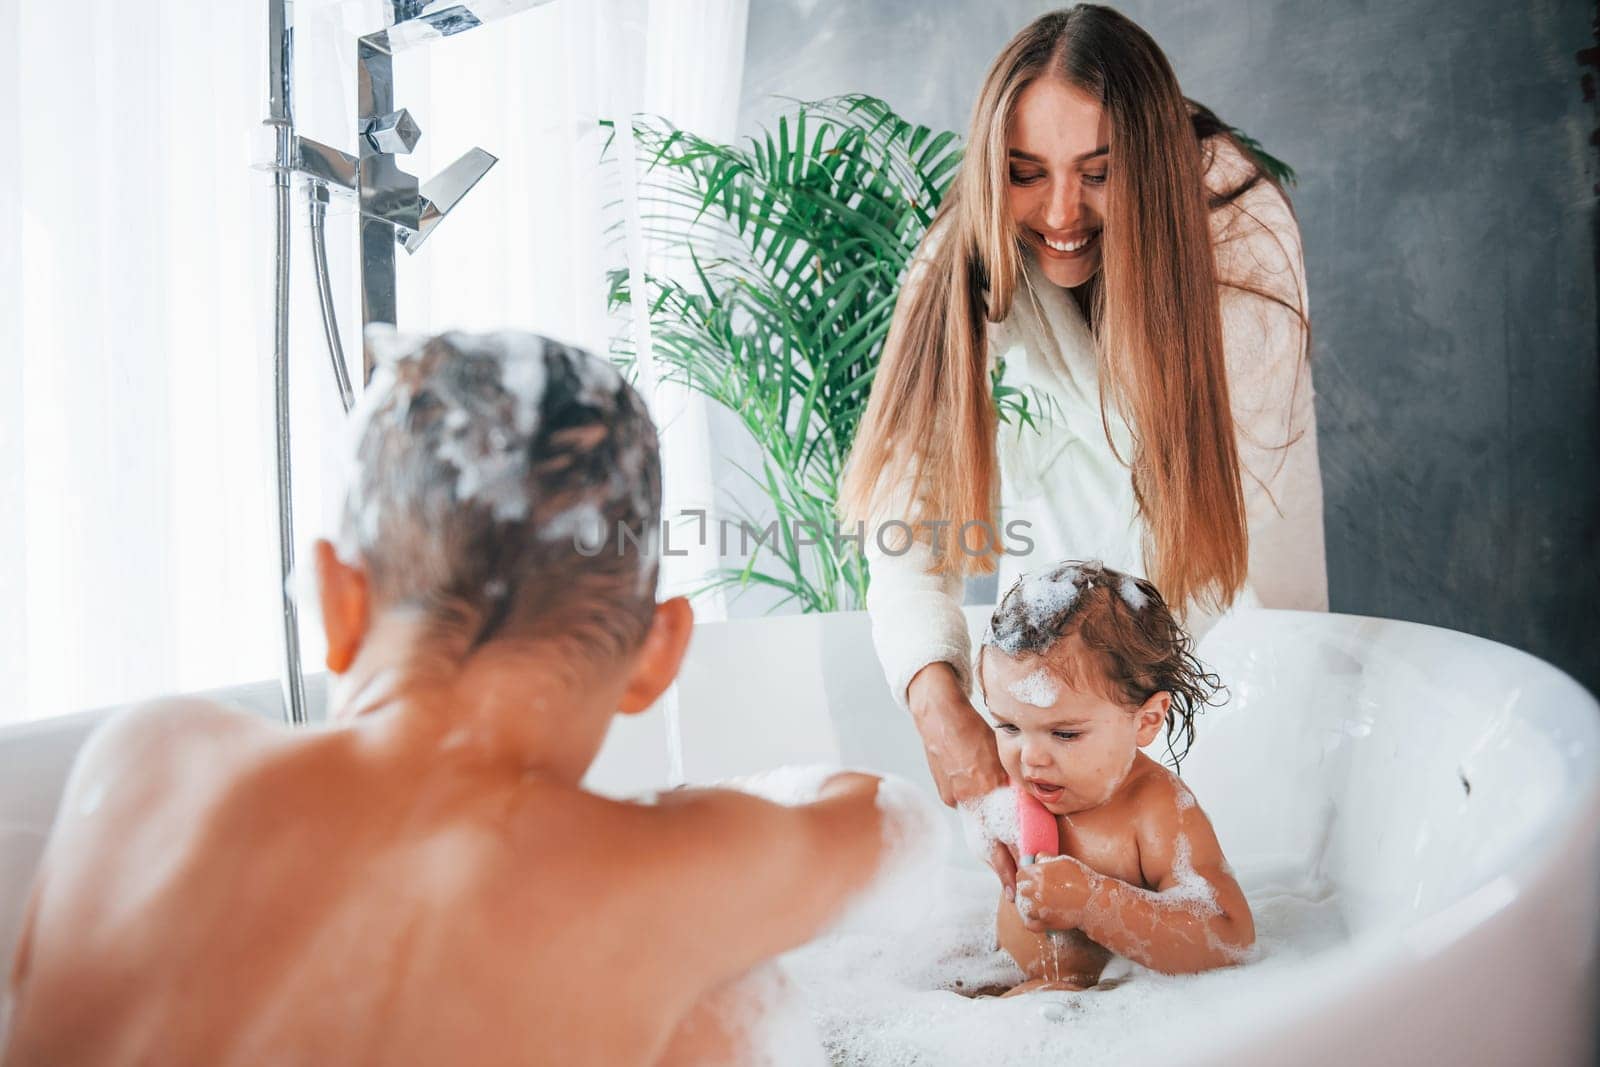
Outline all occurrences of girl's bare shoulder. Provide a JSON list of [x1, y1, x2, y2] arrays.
[[1123, 754, 1210, 826]]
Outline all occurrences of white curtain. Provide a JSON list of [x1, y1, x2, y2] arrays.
[[0, 0, 745, 724], [382, 0, 742, 621]]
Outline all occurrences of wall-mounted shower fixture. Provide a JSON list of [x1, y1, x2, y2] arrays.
[[262, 0, 553, 724]]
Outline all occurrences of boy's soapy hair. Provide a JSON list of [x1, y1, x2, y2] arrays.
[[979, 560, 1223, 771], [337, 327, 661, 670]]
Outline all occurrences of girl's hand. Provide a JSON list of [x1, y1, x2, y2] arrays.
[[1015, 853, 1095, 933]]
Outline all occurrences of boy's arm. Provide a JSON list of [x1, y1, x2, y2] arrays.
[[636, 773, 900, 990], [1015, 782, 1255, 974]]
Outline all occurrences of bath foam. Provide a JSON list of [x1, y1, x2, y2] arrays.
[[540, 501, 607, 548], [335, 329, 413, 559], [710, 962, 828, 1067], [958, 786, 1020, 864], [783, 861, 1348, 1067], [363, 321, 428, 371], [825, 773, 950, 937], [1118, 574, 1148, 613], [1162, 835, 1218, 911], [1021, 566, 1082, 618], [425, 331, 550, 524], [984, 564, 1088, 656], [335, 326, 661, 592], [284, 558, 327, 635], [1007, 667, 1060, 709], [434, 417, 535, 523], [491, 330, 550, 436]]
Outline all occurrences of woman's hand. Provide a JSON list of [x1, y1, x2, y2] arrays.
[[906, 662, 1008, 805], [906, 662, 1017, 894], [1015, 853, 1096, 933]]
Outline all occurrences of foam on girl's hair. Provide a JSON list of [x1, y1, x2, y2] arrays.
[[1007, 667, 1060, 708], [985, 565, 1086, 655]]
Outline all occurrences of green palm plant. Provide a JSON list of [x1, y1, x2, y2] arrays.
[[600, 94, 1037, 614]]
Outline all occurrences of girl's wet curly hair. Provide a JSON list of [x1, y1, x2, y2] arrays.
[[980, 559, 1224, 771]]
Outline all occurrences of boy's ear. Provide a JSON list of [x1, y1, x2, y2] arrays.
[[314, 540, 370, 674], [1134, 690, 1172, 748], [617, 596, 694, 714]]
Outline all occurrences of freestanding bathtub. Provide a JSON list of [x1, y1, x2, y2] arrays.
[[1, 608, 1596, 1064]]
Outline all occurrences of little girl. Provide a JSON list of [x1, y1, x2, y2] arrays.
[[976, 560, 1255, 993]]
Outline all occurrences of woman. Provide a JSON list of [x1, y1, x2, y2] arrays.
[[838, 5, 1326, 888]]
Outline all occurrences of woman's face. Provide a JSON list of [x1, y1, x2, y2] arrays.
[[1005, 78, 1110, 289]]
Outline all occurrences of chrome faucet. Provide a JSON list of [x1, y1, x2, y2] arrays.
[[262, 0, 552, 723]]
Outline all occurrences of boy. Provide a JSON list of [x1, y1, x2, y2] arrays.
[[3, 330, 904, 1065]]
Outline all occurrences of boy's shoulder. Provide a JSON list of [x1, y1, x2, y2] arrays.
[[56, 697, 282, 837], [489, 781, 832, 897], [491, 781, 692, 885], [497, 783, 756, 858], [77, 696, 271, 781]]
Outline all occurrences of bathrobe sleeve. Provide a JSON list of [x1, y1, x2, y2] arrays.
[[1208, 138, 1330, 612], [862, 463, 976, 714], [859, 222, 982, 713]]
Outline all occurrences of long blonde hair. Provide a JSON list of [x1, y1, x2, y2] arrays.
[[840, 4, 1303, 614]]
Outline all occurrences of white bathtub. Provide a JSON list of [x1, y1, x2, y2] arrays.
[[1, 608, 1596, 1064]]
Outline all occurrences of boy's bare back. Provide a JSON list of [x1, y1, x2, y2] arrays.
[[5, 699, 881, 1067]]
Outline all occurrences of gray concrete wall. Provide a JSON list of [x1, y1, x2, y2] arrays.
[[727, 0, 1599, 693]]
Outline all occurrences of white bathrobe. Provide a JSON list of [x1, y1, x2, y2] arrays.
[[864, 138, 1329, 710]]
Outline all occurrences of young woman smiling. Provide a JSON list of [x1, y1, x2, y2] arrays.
[[838, 5, 1327, 889]]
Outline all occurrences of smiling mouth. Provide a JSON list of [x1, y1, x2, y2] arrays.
[[1033, 228, 1099, 257]]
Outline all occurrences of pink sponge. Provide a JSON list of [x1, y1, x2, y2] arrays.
[[1016, 783, 1059, 864]]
